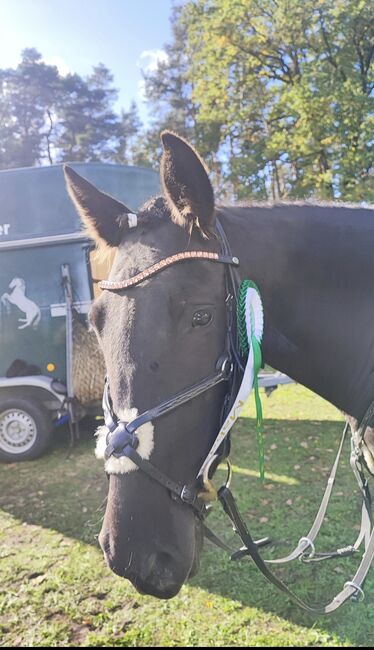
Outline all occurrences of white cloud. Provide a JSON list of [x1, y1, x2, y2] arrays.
[[137, 49, 168, 101], [45, 56, 71, 77], [138, 49, 168, 72]]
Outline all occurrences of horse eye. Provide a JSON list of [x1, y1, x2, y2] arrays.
[[192, 309, 213, 327]]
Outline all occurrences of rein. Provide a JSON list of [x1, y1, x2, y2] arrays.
[[98, 219, 374, 615]]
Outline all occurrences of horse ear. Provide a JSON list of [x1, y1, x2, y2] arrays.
[[64, 165, 133, 248], [160, 131, 215, 237]]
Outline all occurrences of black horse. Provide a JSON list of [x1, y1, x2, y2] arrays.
[[64, 132, 374, 600]]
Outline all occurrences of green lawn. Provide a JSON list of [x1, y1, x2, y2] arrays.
[[1, 384, 373, 647]]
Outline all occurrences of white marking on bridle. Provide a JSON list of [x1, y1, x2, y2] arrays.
[[128, 213, 138, 229], [95, 407, 154, 474]]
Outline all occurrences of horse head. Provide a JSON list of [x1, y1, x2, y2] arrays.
[[9, 277, 25, 292], [64, 132, 232, 598]]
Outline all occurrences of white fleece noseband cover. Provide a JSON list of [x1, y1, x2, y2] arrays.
[[95, 408, 154, 474]]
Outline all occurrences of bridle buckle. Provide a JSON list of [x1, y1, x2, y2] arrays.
[[216, 354, 233, 379], [180, 485, 197, 505], [344, 581, 365, 603]]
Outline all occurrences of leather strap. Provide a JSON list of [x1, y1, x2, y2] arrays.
[[103, 355, 232, 460], [99, 251, 239, 291], [266, 423, 354, 564], [122, 446, 202, 509], [219, 486, 373, 614]]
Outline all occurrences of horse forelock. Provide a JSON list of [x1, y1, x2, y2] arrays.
[[137, 196, 170, 229]]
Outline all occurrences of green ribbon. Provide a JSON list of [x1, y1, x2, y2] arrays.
[[237, 280, 265, 480], [252, 334, 265, 481]]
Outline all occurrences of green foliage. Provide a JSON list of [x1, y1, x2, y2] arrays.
[[57, 64, 119, 162], [145, 0, 373, 201], [0, 48, 61, 168], [0, 50, 143, 169], [137, 4, 225, 181]]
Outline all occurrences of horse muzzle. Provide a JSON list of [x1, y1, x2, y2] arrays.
[[99, 528, 190, 599]]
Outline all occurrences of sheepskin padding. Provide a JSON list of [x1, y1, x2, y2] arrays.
[[95, 407, 154, 474]]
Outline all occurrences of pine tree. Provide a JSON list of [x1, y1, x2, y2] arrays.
[[0, 48, 61, 169], [56, 64, 121, 162]]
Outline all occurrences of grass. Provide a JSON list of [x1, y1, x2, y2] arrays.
[[1, 384, 374, 647]]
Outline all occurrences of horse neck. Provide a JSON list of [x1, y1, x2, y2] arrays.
[[220, 204, 374, 421]]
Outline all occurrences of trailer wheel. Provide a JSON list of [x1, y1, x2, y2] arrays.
[[0, 398, 52, 462]]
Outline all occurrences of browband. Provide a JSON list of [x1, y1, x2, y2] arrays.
[[99, 251, 239, 291]]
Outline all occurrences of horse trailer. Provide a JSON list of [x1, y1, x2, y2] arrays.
[[0, 162, 160, 461]]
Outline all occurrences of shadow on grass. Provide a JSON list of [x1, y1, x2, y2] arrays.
[[190, 417, 374, 645], [1, 415, 374, 645], [0, 416, 108, 544]]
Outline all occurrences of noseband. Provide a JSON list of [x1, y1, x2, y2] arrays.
[[100, 219, 241, 513]]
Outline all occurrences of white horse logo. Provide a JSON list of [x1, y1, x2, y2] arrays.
[[1, 277, 41, 330]]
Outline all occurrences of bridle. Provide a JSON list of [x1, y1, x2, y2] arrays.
[[100, 219, 241, 513], [99, 218, 374, 615]]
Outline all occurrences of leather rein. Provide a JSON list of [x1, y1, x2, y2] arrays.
[[98, 219, 374, 615]]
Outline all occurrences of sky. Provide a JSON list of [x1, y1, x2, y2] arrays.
[[0, 0, 176, 123]]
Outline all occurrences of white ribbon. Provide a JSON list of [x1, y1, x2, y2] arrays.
[[197, 285, 263, 480]]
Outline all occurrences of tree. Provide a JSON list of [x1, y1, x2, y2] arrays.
[[140, 4, 227, 191], [0, 48, 61, 169], [57, 64, 121, 162], [0, 52, 144, 168], [166, 0, 374, 201], [114, 101, 143, 165]]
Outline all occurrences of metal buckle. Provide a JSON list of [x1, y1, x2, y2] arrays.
[[180, 485, 196, 504], [215, 354, 233, 378], [344, 581, 365, 603], [224, 460, 233, 490], [351, 437, 364, 463], [298, 537, 316, 561]]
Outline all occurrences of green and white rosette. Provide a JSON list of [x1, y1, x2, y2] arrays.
[[198, 280, 265, 482], [237, 280, 265, 479]]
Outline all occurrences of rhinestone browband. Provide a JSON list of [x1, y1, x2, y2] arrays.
[[99, 251, 239, 291]]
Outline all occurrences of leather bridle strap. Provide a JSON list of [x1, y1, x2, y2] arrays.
[[101, 357, 232, 515], [102, 355, 233, 461], [118, 445, 205, 513], [99, 251, 239, 291], [214, 396, 374, 613], [218, 485, 373, 614], [265, 423, 360, 565]]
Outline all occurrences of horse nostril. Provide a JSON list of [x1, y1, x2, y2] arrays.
[[147, 552, 175, 578], [140, 551, 181, 596], [98, 533, 184, 597]]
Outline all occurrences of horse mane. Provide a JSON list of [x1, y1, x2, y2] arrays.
[[91, 197, 373, 264], [137, 196, 170, 227], [227, 199, 373, 210]]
